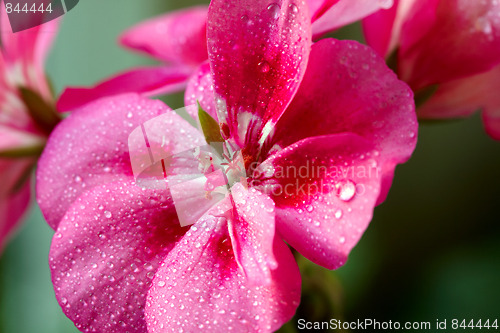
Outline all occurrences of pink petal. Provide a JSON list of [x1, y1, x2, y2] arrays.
[[57, 66, 192, 112], [269, 39, 417, 203], [0, 6, 59, 100], [49, 181, 186, 333], [399, 0, 500, 90], [0, 160, 32, 253], [207, 0, 311, 148], [311, 0, 394, 39], [145, 201, 300, 333], [184, 62, 218, 121], [37, 94, 203, 230], [418, 64, 500, 140], [128, 113, 206, 191], [120, 6, 208, 66], [257, 133, 382, 269], [228, 183, 278, 286]]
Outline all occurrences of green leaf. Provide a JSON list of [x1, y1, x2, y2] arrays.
[[386, 48, 399, 74], [0, 143, 45, 158], [10, 163, 35, 194], [418, 117, 463, 125], [19, 86, 61, 134], [415, 84, 439, 108], [198, 103, 224, 144]]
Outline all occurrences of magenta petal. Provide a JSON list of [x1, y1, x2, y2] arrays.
[[207, 0, 311, 148], [57, 66, 192, 111], [259, 134, 381, 269], [145, 206, 300, 333], [399, 0, 500, 90], [228, 183, 278, 286], [311, 0, 394, 39], [120, 6, 208, 66], [270, 39, 417, 203], [37, 94, 200, 230], [362, 2, 399, 57], [50, 181, 186, 333], [184, 62, 218, 121]]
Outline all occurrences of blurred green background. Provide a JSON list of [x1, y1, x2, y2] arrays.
[[1, 1, 499, 332]]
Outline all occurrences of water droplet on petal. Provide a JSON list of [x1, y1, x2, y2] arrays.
[[104, 211, 112, 219], [258, 61, 270, 73], [267, 3, 281, 20], [338, 179, 356, 202], [334, 209, 343, 219]]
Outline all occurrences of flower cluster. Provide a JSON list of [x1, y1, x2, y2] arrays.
[[0, 7, 59, 252], [0, 0, 498, 332]]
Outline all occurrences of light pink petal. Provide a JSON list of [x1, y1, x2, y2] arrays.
[[307, 0, 339, 21], [418, 64, 500, 140], [50, 181, 186, 333], [146, 201, 300, 333], [120, 6, 208, 66], [0, 89, 34, 133], [311, 0, 394, 39], [37, 94, 203, 230], [0, 126, 44, 152], [0, 160, 32, 253], [1, 6, 59, 99], [399, 0, 500, 90], [184, 62, 218, 121], [57, 66, 192, 111], [228, 183, 278, 286], [169, 172, 227, 227], [269, 39, 417, 203], [257, 134, 381, 269], [207, 0, 311, 149]]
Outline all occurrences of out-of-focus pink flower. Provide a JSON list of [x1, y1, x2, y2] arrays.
[[56, 6, 208, 111], [38, 0, 416, 331], [363, 0, 500, 139], [0, 8, 59, 252], [57, 0, 394, 112]]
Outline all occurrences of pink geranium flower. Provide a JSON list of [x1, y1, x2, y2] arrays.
[[56, 0, 394, 112], [363, 0, 500, 139], [38, 0, 416, 332], [0, 8, 58, 252]]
